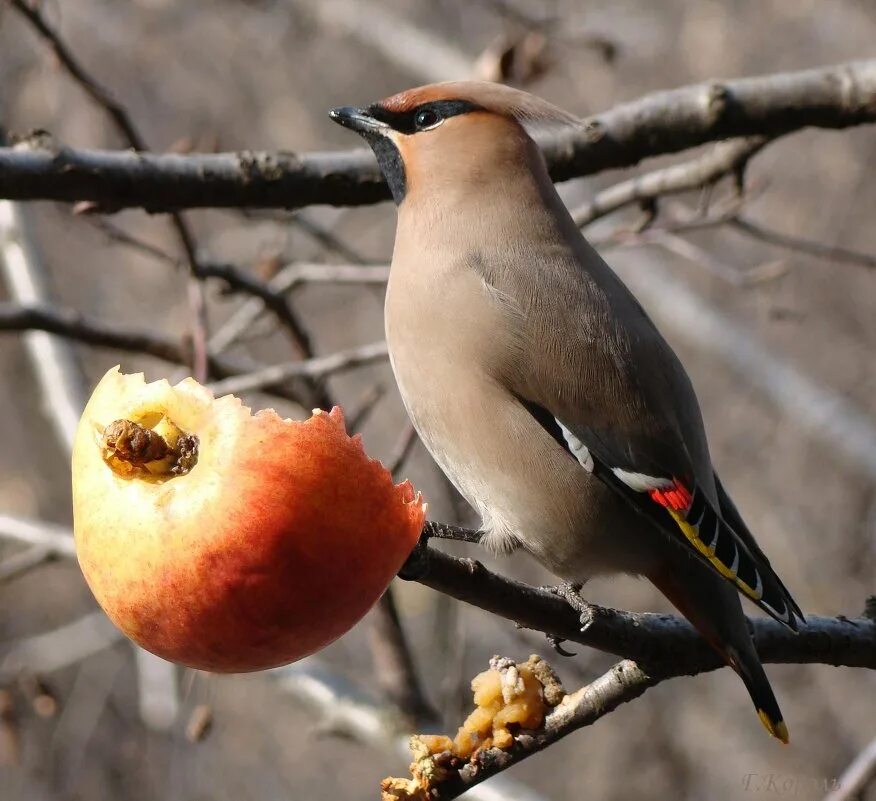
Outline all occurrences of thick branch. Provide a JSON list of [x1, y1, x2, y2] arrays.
[[1, 61, 875, 210], [404, 539, 874, 798], [407, 534, 876, 673]]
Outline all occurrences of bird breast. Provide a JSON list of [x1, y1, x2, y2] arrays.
[[384, 246, 654, 580]]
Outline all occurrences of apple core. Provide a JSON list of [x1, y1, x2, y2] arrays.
[[100, 417, 199, 478]]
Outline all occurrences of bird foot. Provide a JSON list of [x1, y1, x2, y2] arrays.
[[542, 582, 601, 633]]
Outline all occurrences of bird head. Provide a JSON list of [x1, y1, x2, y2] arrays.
[[330, 82, 579, 205]]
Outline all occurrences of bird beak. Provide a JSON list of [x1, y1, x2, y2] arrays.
[[329, 106, 388, 135]]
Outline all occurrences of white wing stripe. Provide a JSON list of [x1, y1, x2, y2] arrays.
[[557, 421, 594, 473], [611, 468, 674, 493]]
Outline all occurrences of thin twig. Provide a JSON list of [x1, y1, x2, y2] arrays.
[[730, 216, 876, 270], [387, 424, 419, 478], [0, 302, 311, 411], [628, 229, 788, 287], [0, 545, 55, 583], [571, 137, 767, 226], [0, 513, 76, 557], [207, 263, 389, 355], [369, 589, 438, 728], [824, 736, 876, 801], [367, 423, 436, 727], [345, 381, 386, 432], [0, 611, 122, 682], [0, 201, 87, 451], [197, 260, 316, 356], [206, 340, 389, 396]]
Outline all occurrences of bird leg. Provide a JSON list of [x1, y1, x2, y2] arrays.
[[543, 582, 605, 633]]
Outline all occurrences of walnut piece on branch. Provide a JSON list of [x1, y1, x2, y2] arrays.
[[381, 655, 565, 801]]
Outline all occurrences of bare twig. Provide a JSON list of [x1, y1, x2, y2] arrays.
[[369, 589, 438, 728], [730, 216, 876, 270], [208, 263, 389, 355], [206, 340, 389, 396], [0, 301, 201, 365], [571, 137, 767, 226], [0, 301, 312, 405], [387, 424, 419, 478], [824, 736, 876, 801], [288, 213, 374, 265], [626, 229, 788, 287], [345, 382, 386, 432], [367, 423, 436, 727], [0, 202, 88, 451], [3, 61, 876, 210], [196, 260, 317, 356], [0, 545, 55, 583], [0, 513, 76, 557], [0, 611, 123, 682]]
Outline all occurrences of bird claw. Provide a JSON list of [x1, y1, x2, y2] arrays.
[[543, 582, 600, 632], [547, 636, 577, 658]]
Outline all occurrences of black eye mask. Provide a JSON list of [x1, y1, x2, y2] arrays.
[[358, 99, 481, 205], [366, 99, 481, 135]]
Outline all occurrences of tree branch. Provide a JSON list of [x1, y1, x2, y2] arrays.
[[570, 136, 766, 226], [425, 660, 656, 800], [0, 301, 309, 405], [1, 61, 874, 210], [395, 537, 875, 798], [206, 340, 389, 396], [406, 533, 876, 673]]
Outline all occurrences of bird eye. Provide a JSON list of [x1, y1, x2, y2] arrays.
[[414, 108, 442, 130]]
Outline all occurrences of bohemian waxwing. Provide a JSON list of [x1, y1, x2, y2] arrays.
[[330, 81, 802, 742]]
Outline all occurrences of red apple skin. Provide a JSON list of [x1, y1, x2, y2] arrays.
[[73, 368, 425, 672]]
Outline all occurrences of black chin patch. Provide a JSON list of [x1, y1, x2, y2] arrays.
[[362, 133, 406, 204]]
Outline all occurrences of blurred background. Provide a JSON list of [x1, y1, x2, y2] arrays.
[[0, 1, 875, 799]]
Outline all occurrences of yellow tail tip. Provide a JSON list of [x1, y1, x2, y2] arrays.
[[758, 709, 790, 744]]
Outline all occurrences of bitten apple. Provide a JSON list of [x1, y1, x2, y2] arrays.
[[72, 367, 425, 672]]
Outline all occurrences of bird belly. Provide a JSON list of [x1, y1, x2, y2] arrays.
[[385, 253, 658, 582], [390, 347, 656, 580]]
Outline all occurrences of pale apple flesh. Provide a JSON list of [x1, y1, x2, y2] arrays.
[[73, 367, 425, 672]]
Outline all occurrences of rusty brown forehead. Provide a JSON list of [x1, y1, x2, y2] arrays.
[[378, 85, 467, 112]]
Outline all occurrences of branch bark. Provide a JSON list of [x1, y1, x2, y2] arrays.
[[406, 537, 876, 673], [1, 60, 874, 210]]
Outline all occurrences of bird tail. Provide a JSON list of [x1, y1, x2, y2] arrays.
[[648, 561, 789, 743], [728, 646, 789, 744]]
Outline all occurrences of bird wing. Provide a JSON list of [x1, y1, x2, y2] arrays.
[[518, 397, 803, 630], [469, 239, 801, 628]]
